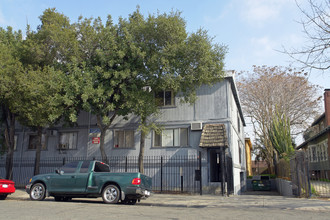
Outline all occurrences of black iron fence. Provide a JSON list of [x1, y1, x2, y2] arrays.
[[277, 151, 330, 198], [0, 155, 201, 193]]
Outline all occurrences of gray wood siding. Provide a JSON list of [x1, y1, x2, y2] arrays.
[[158, 81, 229, 123]]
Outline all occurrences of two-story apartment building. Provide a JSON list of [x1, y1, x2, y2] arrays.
[[3, 72, 246, 195], [297, 89, 330, 179]]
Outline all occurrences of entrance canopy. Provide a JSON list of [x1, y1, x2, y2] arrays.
[[199, 124, 228, 148]]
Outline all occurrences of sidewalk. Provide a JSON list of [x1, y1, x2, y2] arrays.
[[9, 189, 330, 212]]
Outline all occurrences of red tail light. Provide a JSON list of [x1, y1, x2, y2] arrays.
[[132, 178, 141, 185]]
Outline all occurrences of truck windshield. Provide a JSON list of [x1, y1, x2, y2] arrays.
[[94, 162, 110, 172]]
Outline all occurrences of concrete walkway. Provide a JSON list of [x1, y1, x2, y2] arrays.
[[8, 189, 330, 212]]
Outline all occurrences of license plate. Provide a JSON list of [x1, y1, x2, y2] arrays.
[[258, 184, 264, 186], [2, 184, 8, 188]]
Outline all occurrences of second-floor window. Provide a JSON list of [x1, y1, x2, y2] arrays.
[[155, 90, 174, 107], [154, 128, 188, 147]]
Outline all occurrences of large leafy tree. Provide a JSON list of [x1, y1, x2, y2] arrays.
[[0, 27, 23, 179], [237, 65, 321, 173], [71, 8, 227, 165], [124, 9, 227, 172], [15, 8, 77, 174], [13, 67, 65, 175], [71, 14, 146, 162]]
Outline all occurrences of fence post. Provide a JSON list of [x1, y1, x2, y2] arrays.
[[306, 154, 312, 198], [125, 156, 128, 172], [180, 167, 183, 193], [62, 157, 66, 166], [199, 151, 202, 195], [161, 156, 163, 192]]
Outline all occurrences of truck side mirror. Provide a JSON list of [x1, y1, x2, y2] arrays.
[[55, 169, 64, 175]]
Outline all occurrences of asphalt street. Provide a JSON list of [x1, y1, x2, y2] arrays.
[[1, 189, 330, 220]]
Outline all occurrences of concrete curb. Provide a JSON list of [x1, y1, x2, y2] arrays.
[[7, 189, 330, 212]]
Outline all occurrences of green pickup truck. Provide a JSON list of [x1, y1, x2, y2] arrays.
[[25, 160, 152, 205]]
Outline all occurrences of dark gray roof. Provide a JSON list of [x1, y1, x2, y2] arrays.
[[225, 75, 246, 126], [296, 125, 330, 149], [199, 124, 228, 148]]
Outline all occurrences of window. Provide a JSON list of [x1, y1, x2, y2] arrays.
[[60, 161, 79, 174], [80, 161, 90, 173], [155, 90, 174, 107], [237, 141, 242, 164], [237, 112, 241, 133], [94, 162, 110, 172], [114, 130, 134, 148], [312, 146, 317, 162], [58, 132, 78, 150], [239, 146, 242, 164], [28, 134, 47, 150], [154, 128, 188, 147]]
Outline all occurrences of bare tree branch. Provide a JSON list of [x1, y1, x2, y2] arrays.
[[283, 0, 330, 71], [237, 65, 322, 171]]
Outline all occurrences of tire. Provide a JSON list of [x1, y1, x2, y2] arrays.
[[30, 183, 46, 201], [0, 194, 7, 200], [102, 184, 120, 204]]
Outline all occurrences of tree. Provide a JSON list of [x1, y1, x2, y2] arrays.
[[0, 27, 23, 180], [70, 13, 147, 163], [73, 9, 227, 165], [124, 9, 227, 173], [268, 111, 295, 161], [284, 0, 329, 71], [237, 65, 321, 173], [20, 8, 78, 71], [15, 9, 77, 174], [13, 67, 65, 175]]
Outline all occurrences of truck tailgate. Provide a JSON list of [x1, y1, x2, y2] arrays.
[[140, 174, 152, 190]]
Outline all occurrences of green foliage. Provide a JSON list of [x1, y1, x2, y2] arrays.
[[1, 7, 227, 164], [14, 66, 66, 128], [268, 110, 295, 160]]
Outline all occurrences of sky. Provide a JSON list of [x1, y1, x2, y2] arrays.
[[0, 0, 328, 86], [0, 0, 329, 141]]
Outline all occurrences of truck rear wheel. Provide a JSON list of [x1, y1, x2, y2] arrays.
[[102, 184, 120, 204]]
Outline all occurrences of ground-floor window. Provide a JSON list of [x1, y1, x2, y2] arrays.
[[114, 130, 135, 148], [58, 132, 78, 150], [28, 134, 47, 150], [153, 128, 188, 147]]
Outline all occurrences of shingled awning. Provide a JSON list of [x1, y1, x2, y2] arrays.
[[199, 124, 228, 148]]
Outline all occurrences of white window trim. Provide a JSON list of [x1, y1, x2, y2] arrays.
[[153, 128, 189, 148], [113, 130, 135, 149], [156, 90, 175, 107], [58, 132, 78, 150]]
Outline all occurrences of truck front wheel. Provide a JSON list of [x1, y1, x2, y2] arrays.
[[102, 184, 120, 204], [30, 183, 46, 201]]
